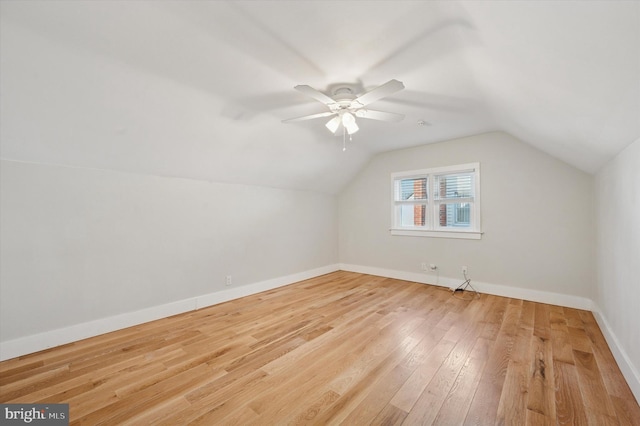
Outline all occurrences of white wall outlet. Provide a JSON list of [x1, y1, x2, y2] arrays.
[[462, 265, 468, 274], [225, 275, 232, 286], [421, 262, 428, 271], [429, 264, 437, 271]]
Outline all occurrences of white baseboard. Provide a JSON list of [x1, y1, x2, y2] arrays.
[[0, 264, 340, 361], [592, 304, 640, 403], [194, 265, 339, 309], [339, 263, 592, 310], [3, 263, 637, 406]]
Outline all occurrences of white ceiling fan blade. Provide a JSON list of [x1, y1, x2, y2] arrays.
[[353, 79, 405, 107], [355, 109, 405, 122], [282, 111, 336, 123], [294, 85, 337, 106]]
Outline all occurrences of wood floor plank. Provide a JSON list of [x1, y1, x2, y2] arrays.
[[611, 395, 640, 426], [287, 390, 341, 425], [211, 298, 422, 423], [250, 309, 428, 423], [338, 326, 448, 425], [533, 302, 550, 340], [272, 312, 425, 424], [71, 363, 212, 425], [308, 331, 428, 425], [581, 312, 639, 404], [496, 302, 534, 425], [554, 360, 589, 426], [371, 404, 408, 425], [551, 326, 575, 365], [564, 307, 586, 329], [572, 349, 617, 419], [120, 395, 191, 426], [0, 272, 637, 425], [479, 296, 509, 341], [159, 369, 268, 425], [464, 302, 520, 425], [388, 339, 455, 413], [325, 316, 428, 396], [568, 326, 594, 353], [402, 296, 488, 424], [432, 353, 487, 425], [550, 309, 568, 331], [526, 408, 550, 426], [527, 334, 556, 422]]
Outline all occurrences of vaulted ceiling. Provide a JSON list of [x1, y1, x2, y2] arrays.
[[1, 1, 638, 193]]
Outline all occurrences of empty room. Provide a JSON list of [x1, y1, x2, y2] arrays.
[[1, 1, 639, 424]]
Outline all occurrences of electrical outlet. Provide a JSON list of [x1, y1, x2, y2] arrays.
[[429, 264, 437, 271], [462, 265, 468, 274], [225, 275, 232, 286], [421, 262, 428, 271]]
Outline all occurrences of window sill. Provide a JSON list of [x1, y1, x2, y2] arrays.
[[390, 229, 482, 240]]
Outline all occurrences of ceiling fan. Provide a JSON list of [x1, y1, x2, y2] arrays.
[[282, 79, 405, 135]]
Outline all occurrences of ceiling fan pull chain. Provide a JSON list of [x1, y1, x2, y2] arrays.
[[343, 126, 347, 151]]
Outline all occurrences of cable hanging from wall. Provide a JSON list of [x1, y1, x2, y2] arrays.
[[452, 270, 480, 300]]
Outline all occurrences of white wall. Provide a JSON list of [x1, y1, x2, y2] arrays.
[[0, 5, 344, 360], [338, 132, 595, 303], [0, 159, 338, 354], [594, 138, 640, 399]]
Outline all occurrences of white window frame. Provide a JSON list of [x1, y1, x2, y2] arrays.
[[390, 163, 482, 239]]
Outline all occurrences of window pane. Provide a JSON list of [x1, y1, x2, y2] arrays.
[[397, 178, 427, 201], [391, 164, 480, 236], [399, 204, 427, 227], [435, 173, 473, 199], [438, 203, 471, 228]]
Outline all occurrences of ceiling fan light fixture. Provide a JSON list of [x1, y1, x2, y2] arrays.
[[346, 121, 359, 135], [325, 116, 341, 133], [341, 112, 355, 126], [341, 112, 359, 135]]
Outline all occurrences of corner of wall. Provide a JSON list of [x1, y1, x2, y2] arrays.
[[338, 264, 592, 310], [591, 303, 640, 403]]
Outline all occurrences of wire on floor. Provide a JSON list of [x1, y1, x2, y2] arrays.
[[452, 270, 481, 300]]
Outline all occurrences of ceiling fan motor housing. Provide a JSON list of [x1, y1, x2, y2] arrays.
[[329, 86, 363, 112], [327, 87, 350, 111]]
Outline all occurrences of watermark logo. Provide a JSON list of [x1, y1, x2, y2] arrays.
[[1, 404, 68, 425]]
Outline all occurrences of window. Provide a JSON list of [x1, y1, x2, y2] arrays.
[[391, 163, 481, 239]]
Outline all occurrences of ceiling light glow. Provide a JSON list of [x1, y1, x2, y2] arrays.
[[325, 116, 341, 133], [342, 112, 359, 134]]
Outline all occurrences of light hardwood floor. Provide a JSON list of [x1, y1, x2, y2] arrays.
[[1, 271, 639, 425]]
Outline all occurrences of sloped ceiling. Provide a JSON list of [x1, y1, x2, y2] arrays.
[[1, 1, 638, 194]]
